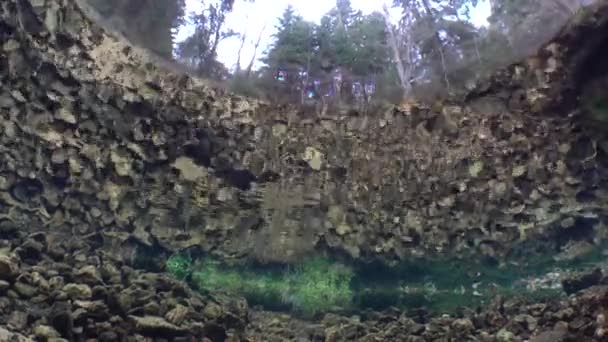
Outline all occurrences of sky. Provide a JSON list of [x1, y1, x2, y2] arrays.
[[175, 0, 491, 71]]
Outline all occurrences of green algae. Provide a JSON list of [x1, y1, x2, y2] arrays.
[[166, 253, 193, 280], [183, 256, 354, 317], [164, 242, 607, 317]]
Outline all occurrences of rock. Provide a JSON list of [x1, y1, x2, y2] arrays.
[[496, 328, 515, 342], [165, 304, 189, 325], [529, 328, 567, 342], [303, 147, 323, 171], [562, 268, 602, 295], [451, 318, 474, 332], [0, 280, 9, 292], [7, 311, 28, 331], [469, 161, 483, 177], [110, 148, 133, 177], [172, 157, 207, 181], [128, 315, 187, 336], [33, 325, 61, 339], [336, 223, 352, 236], [272, 123, 288, 136], [0, 255, 18, 280], [0, 327, 33, 342], [56, 108, 77, 124], [75, 265, 103, 285], [203, 302, 223, 320], [62, 283, 93, 300], [14, 281, 38, 298]]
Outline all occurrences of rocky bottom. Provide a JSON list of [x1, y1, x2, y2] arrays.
[[1, 233, 608, 341]]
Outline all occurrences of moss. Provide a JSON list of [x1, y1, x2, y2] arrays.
[[166, 253, 193, 280]]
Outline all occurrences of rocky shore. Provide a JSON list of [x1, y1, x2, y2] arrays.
[[2, 243, 608, 340], [2, 0, 608, 340]]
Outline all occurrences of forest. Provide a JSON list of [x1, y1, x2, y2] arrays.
[[86, 0, 586, 107]]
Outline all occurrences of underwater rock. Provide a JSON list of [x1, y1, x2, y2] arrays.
[[128, 315, 187, 336], [10, 179, 43, 203], [0, 255, 19, 281], [165, 304, 189, 326], [33, 325, 61, 340], [0, 327, 32, 342], [62, 283, 92, 300], [562, 268, 603, 295]]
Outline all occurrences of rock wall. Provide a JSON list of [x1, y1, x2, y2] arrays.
[[2, 0, 608, 268]]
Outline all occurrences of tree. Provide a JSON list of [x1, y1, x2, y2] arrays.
[[174, 0, 238, 78], [260, 6, 318, 102]]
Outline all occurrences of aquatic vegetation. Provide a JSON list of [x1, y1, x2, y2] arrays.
[[185, 256, 354, 316], [283, 257, 355, 316], [191, 259, 290, 310], [165, 242, 607, 317], [166, 253, 193, 280]]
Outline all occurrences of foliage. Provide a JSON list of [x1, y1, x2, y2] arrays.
[[174, 0, 254, 78], [166, 253, 193, 280]]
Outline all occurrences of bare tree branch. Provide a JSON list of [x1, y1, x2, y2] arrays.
[[246, 23, 267, 77]]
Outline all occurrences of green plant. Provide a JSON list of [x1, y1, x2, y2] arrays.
[[192, 259, 244, 293], [166, 253, 193, 280], [285, 257, 355, 316], [191, 260, 289, 308]]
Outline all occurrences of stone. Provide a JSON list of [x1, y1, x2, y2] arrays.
[[56, 108, 77, 124], [128, 315, 187, 336], [110, 149, 133, 177], [496, 328, 515, 342], [172, 157, 207, 181], [62, 283, 93, 300], [0, 327, 32, 342], [562, 268, 602, 295], [272, 123, 288, 136], [469, 161, 483, 177], [451, 318, 474, 332], [33, 325, 61, 339], [165, 304, 189, 325], [0, 255, 18, 281], [14, 281, 38, 298], [0, 280, 9, 292], [303, 146, 323, 171], [7, 311, 28, 330], [75, 265, 103, 285]]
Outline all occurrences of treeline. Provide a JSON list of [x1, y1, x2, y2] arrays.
[[85, 0, 588, 106]]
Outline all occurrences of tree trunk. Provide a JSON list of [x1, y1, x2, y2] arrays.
[[419, 0, 451, 93], [382, 5, 411, 98], [246, 24, 266, 77]]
